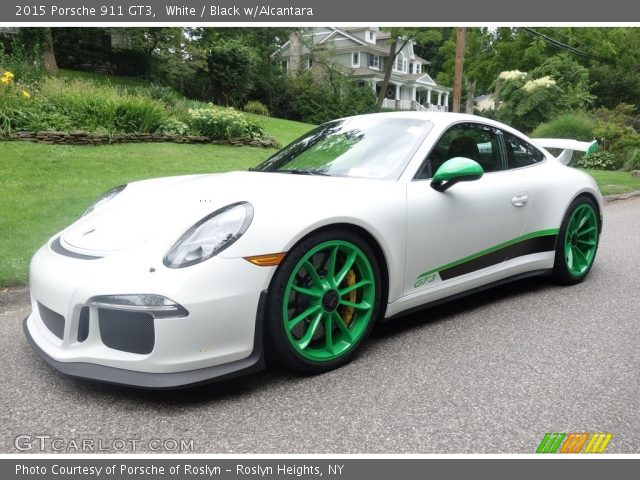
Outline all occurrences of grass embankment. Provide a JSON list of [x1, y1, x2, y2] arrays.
[[581, 170, 640, 196], [0, 114, 313, 287]]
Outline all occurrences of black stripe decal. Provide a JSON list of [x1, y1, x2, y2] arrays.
[[439, 234, 557, 281]]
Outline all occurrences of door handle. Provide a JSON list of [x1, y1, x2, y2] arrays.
[[511, 192, 529, 207]]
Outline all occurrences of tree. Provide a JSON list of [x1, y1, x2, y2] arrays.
[[120, 28, 185, 79], [377, 37, 408, 108], [376, 28, 443, 108], [496, 55, 594, 132], [15, 28, 58, 74]]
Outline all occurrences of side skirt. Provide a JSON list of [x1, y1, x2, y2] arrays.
[[383, 269, 552, 322]]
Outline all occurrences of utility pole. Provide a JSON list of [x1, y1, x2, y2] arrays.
[[453, 27, 466, 113]]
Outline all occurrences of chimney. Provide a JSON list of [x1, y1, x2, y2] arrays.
[[288, 31, 302, 75]]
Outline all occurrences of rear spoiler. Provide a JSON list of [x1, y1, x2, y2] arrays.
[[533, 138, 599, 165]]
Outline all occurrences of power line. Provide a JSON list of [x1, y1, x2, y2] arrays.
[[541, 27, 613, 60], [521, 27, 611, 63]]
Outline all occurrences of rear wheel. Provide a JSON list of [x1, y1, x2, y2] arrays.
[[552, 196, 600, 284], [265, 230, 381, 373]]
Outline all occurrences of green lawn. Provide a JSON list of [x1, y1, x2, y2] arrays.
[[0, 139, 636, 287], [0, 136, 313, 287], [582, 169, 640, 196]]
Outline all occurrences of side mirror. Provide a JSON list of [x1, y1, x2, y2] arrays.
[[430, 157, 484, 192]]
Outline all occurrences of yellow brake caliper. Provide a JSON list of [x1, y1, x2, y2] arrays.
[[341, 269, 357, 326]]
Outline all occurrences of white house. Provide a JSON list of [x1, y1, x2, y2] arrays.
[[275, 27, 451, 112]]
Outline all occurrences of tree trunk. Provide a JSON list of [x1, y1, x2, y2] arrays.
[[376, 38, 409, 108], [376, 40, 397, 108], [42, 28, 58, 74], [465, 78, 476, 113], [452, 27, 466, 113]]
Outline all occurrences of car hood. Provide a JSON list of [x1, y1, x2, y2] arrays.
[[60, 171, 392, 255]]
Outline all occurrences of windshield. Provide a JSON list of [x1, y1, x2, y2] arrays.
[[254, 116, 433, 179]]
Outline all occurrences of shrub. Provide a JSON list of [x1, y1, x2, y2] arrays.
[[0, 70, 38, 136], [34, 77, 167, 133], [531, 113, 596, 141], [0, 42, 44, 86], [281, 73, 378, 124], [575, 151, 618, 170], [187, 105, 266, 140], [623, 149, 640, 171], [590, 104, 640, 132], [243, 100, 269, 116], [157, 117, 189, 135], [496, 55, 594, 132], [144, 83, 182, 106]]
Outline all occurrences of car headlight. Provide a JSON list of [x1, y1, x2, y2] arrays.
[[164, 202, 254, 268], [83, 184, 127, 216]]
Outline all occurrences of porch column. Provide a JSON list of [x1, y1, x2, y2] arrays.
[[411, 86, 417, 101], [371, 81, 376, 93], [395, 84, 401, 100], [427, 88, 432, 104], [444, 93, 449, 109], [437, 91, 442, 106]]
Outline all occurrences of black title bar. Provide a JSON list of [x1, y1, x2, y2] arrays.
[[2, 0, 640, 23]]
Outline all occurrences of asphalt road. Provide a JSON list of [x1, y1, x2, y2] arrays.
[[2, 198, 639, 454]]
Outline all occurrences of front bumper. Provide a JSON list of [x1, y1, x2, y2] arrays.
[[24, 238, 272, 389], [23, 292, 266, 389]]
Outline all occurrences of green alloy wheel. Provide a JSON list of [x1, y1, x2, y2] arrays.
[[552, 196, 600, 284], [265, 230, 381, 373]]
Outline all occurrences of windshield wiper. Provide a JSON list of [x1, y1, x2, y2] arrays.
[[282, 169, 331, 177]]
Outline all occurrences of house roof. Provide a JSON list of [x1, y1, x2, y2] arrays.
[[350, 68, 449, 90], [321, 28, 368, 46]]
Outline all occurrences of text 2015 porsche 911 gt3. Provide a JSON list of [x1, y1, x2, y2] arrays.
[[24, 112, 602, 388]]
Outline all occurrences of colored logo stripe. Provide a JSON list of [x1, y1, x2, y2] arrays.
[[537, 433, 613, 453], [560, 433, 589, 453], [584, 433, 613, 453], [536, 433, 565, 453]]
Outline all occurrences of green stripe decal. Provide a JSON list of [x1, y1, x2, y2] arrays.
[[537, 433, 566, 453], [417, 229, 560, 280]]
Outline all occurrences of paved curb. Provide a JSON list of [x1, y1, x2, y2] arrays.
[[603, 190, 640, 204]]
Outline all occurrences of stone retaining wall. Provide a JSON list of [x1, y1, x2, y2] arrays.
[[6, 131, 278, 148]]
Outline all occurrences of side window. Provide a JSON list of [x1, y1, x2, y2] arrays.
[[415, 123, 503, 179], [503, 131, 545, 169]]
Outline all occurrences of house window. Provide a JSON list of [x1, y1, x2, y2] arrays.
[[306, 57, 313, 69], [369, 54, 380, 69], [281, 60, 288, 71], [394, 54, 406, 73], [414, 63, 421, 74], [409, 62, 414, 74], [352, 51, 360, 67], [367, 31, 376, 43]]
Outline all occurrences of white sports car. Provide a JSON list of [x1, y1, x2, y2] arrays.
[[24, 112, 602, 388]]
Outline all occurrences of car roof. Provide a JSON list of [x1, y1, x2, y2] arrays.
[[341, 111, 529, 139]]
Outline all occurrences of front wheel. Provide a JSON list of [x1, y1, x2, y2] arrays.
[[265, 230, 382, 373], [552, 195, 600, 284]]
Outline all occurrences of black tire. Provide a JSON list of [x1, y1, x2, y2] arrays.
[[264, 229, 382, 374], [551, 195, 600, 285]]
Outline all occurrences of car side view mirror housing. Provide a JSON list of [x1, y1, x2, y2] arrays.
[[430, 157, 484, 192]]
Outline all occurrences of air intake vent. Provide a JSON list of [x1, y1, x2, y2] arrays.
[[77, 306, 90, 342], [98, 309, 155, 354], [38, 302, 65, 339]]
